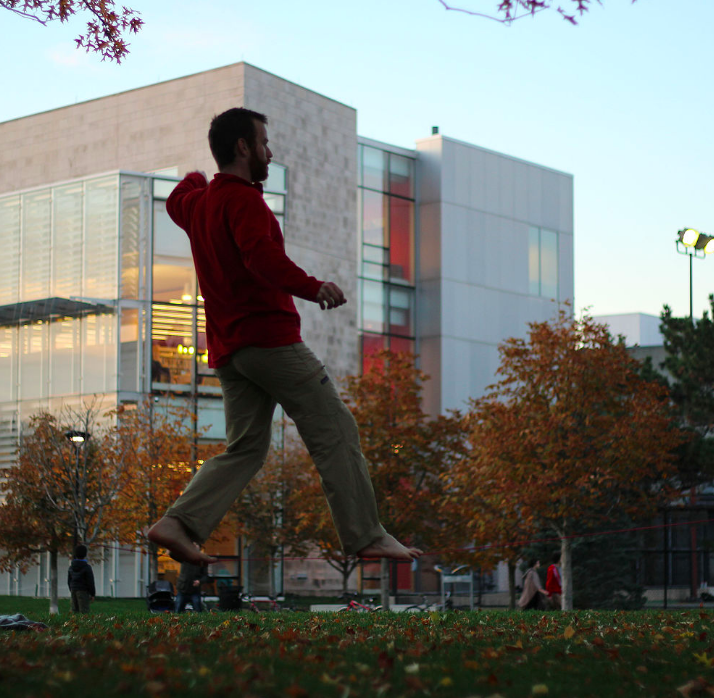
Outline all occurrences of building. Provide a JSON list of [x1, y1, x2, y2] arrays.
[[0, 62, 574, 599]]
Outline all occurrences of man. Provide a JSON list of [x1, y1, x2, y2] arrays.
[[546, 552, 563, 610], [175, 544, 209, 613], [67, 544, 95, 614], [148, 107, 421, 566]]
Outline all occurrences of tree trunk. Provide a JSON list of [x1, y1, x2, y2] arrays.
[[49, 549, 59, 615], [380, 558, 390, 611], [561, 535, 573, 610], [342, 564, 350, 593], [148, 540, 159, 585], [507, 559, 516, 610]]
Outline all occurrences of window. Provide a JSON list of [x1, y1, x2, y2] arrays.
[[264, 163, 287, 232], [357, 144, 417, 372], [528, 226, 559, 300]]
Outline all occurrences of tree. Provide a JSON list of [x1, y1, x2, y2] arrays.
[[459, 310, 683, 610], [0, 404, 129, 613], [342, 350, 464, 606], [437, 0, 635, 25], [224, 424, 313, 597], [108, 398, 206, 584], [2, 0, 143, 62]]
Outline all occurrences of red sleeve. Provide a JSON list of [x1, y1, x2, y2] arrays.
[[228, 190, 324, 302], [166, 172, 208, 230], [545, 565, 560, 594]]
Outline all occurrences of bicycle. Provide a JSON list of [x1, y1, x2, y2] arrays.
[[337, 592, 382, 613], [243, 594, 292, 613]]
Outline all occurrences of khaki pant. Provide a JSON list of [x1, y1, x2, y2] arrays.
[[166, 343, 385, 555], [70, 590, 91, 613]]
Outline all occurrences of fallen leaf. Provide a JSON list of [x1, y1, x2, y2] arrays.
[[563, 625, 575, 640], [532, 685, 549, 696], [405, 663, 420, 674]]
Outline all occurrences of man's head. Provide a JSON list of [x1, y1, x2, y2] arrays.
[[552, 552, 561, 565], [75, 544, 87, 559], [208, 107, 272, 182]]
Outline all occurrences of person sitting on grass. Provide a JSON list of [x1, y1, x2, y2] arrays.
[[67, 544, 95, 614]]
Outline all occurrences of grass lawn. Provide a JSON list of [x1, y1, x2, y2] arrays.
[[2, 597, 714, 697]]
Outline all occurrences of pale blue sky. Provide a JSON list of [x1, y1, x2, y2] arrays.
[[2, 0, 712, 322]]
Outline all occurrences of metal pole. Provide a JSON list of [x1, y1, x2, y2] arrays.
[[662, 508, 669, 608], [690, 252, 694, 323]]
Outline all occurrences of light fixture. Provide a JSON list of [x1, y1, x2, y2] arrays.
[[181, 294, 192, 302], [65, 430, 90, 445], [681, 228, 700, 247]]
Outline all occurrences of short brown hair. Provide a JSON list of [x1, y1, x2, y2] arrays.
[[208, 107, 268, 169]]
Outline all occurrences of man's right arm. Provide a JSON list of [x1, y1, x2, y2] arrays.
[[166, 171, 208, 229]]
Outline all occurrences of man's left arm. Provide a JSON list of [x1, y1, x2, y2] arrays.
[[166, 171, 208, 230]]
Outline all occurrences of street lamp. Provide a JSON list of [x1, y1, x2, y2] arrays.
[[65, 430, 90, 550], [675, 228, 714, 321]]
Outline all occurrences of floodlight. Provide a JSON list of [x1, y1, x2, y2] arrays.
[[681, 228, 700, 247], [705, 239, 714, 255], [65, 430, 90, 445]]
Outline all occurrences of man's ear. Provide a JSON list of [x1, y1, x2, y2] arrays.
[[234, 137, 250, 160]]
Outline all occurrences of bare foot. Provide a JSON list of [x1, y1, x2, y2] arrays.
[[147, 517, 217, 565], [357, 533, 423, 560]]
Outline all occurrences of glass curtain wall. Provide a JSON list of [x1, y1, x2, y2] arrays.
[[0, 176, 120, 467], [357, 144, 416, 370]]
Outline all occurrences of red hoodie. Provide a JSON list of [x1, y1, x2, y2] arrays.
[[166, 172, 324, 368]]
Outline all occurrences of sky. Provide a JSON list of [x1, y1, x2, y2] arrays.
[[2, 0, 713, 322]]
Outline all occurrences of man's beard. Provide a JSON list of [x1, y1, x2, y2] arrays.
[[248, 148, 269, 183]]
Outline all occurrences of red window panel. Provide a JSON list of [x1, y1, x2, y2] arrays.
[[361, 333, 387, 373], [389, 197, 414, 283], [389, 336, 414, 355]]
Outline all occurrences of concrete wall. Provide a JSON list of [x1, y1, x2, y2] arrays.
[[416, 135, 574, 415]]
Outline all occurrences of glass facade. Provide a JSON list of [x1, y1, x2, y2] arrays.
[[528, 226, 559, 300], [357, 144, 416, 370], [0, 166, 292, 466]]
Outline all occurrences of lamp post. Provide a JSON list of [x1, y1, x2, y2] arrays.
[[64, 430, 90, 551], [675, 228, 714, 322], [674, 228, 713, 602]]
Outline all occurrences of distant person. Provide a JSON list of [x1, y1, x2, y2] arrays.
[[148, 107, 422, 566], [517, 559, 549, 610], [546, 552, 563, 610], [67, 544, 95, 614], [175, 545, 209, 613]]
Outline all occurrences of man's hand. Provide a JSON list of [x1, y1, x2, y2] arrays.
[[316, 282, 346, 310]]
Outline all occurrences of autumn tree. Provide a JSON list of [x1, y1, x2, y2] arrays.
[[2, 0, 143, 62], [437, 0, 634, 25], [341, 350, 465, 606], [224, 422, 314, 596], [0, 404, 128, 613], [458, 310, 683, 610], [107, 397, 207, 583]]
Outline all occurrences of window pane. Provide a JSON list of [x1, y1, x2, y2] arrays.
[[22, 190, 51, 302], [389, 154, 415, 199], [119, 307, 140, 392], [389, 198, 414, 283], [362, 261, 387, 280], [0, 327, 17, 402], [81, 312, 117, 394], [84, 177, 118, 300], [120, 177, 147, 300], [153, 179, 178, 200], [265, 164, 287, 193], [362, 280, 385, 333], [363, 245, 388, 264], [50, 317, 80, 396], [0, 196, 21, 305], [151, 303, 194, 388], [361, 333, 386, 373], [528, 226, 540, 296], [264, 193, 285, 215], [362, 190, 387, 247], [52, 183, 84, 299], [388, 286, 414, 337], [389, 336, 414, 355], [362, 147, 387, 191], [540, 229, 558, 300], [153, 199, 195, 303], [20, 322, 48, 399]]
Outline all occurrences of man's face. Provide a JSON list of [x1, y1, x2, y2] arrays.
[[248, 120, 272, 183]]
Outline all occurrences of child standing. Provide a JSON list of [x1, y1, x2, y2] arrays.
[[67, 544, 96, 614]]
